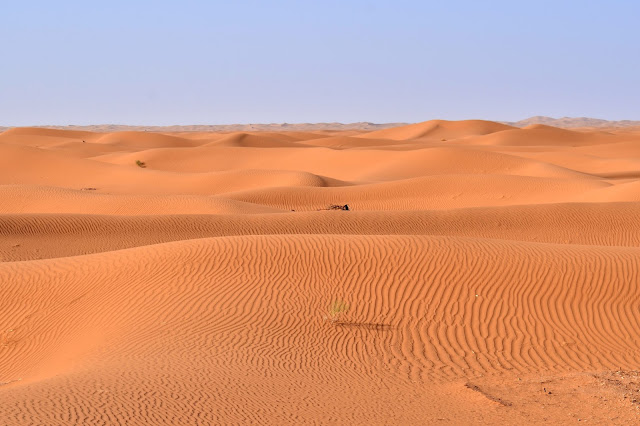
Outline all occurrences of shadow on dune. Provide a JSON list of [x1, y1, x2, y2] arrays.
[[334, 321, 394, 331]]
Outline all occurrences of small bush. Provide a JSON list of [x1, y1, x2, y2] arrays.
[[326, 299, 349, 323], [136, 160, 146, 168]]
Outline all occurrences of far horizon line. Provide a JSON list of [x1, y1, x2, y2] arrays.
[[2, 116, 640, 130]]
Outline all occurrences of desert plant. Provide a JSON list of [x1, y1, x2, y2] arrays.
[[136, 160, 146, 168], [328, 204, 350, 211], [326, 299, 349, 323]]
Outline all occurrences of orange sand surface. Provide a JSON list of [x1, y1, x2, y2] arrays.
[[2, 120, 640, 424]]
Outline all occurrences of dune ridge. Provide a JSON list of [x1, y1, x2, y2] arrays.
[[2, 119, 640, 424]]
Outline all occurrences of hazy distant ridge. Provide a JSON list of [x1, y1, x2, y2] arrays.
[[2, 117, 639, 133], [504, 116, 640, 128], [0, 122, 408, 133]]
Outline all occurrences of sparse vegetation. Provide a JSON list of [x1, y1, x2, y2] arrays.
[[328, 204, 350, 211], [136, 160, 146, 168], [325, 299, 349, 323]]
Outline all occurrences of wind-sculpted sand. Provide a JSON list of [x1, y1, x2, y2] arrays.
[[1, 120, 640, 424]]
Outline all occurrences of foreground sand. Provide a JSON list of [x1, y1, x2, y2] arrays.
[[1, 120, 640, 424]]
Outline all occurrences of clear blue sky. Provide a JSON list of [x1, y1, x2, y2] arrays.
[[1, 0, 638, 126]]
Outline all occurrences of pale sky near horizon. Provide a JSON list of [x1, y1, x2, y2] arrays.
[[1, 0, 638, 126]]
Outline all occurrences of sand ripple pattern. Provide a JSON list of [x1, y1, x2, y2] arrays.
[[1, 235, 640, 423]]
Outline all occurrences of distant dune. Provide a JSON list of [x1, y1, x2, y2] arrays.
[[2, 119, 640, 424]]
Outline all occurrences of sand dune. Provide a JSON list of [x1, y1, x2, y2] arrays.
[[360, 119, 513, 141], [93, 131, 203, 148], [2, 202, 640, 262], [2, 120, 640, 424], [206, 132, 309, 148], [459, 125, 620, 147]]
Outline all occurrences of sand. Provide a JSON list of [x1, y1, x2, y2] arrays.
[[1, 120, 640, 424]]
